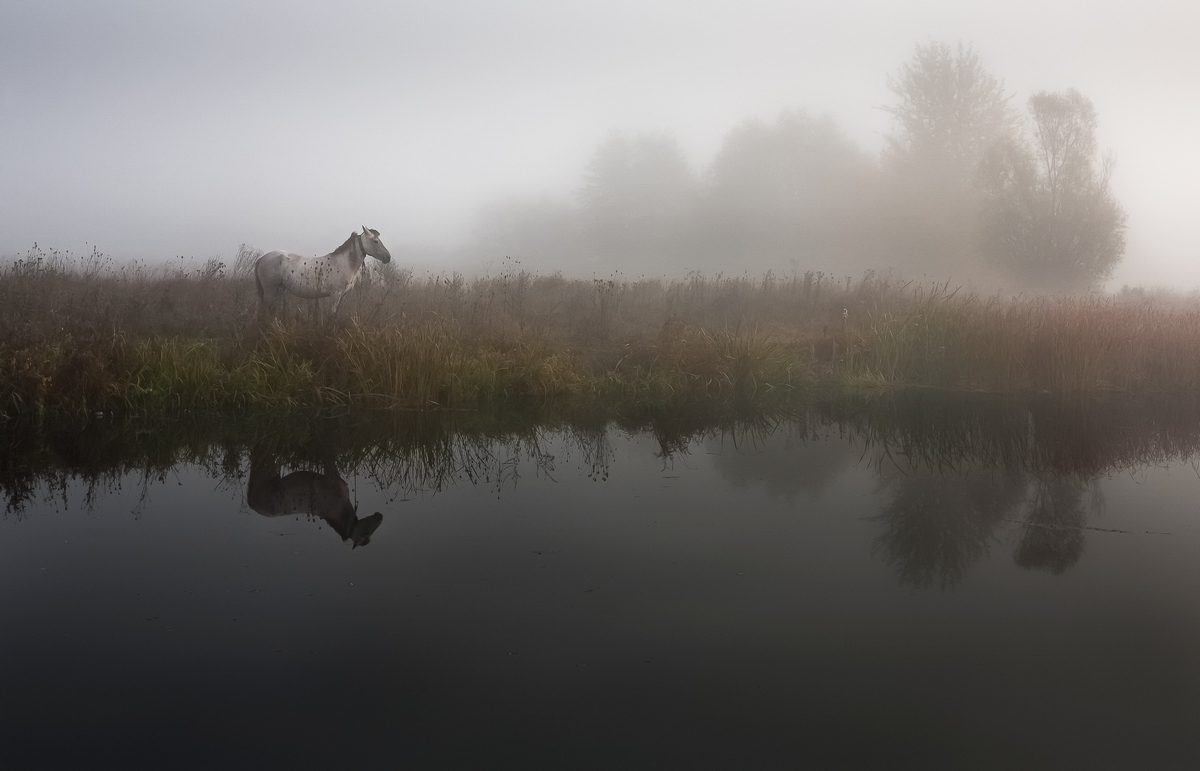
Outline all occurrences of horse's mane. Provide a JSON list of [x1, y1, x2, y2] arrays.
[[331, 232, 359, 255]]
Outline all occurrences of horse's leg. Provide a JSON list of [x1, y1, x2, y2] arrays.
[[257, 286, 282, 326], [246, 447, 283, 516]]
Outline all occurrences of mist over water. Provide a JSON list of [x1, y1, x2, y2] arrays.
[[3, 1, 1199, 289]]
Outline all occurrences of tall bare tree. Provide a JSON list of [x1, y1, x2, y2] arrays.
[[699, 110, 875, 268], [882, 41, 1018, 179], [978, 89, 1126, 289], [580, 130, 695, 228], [877, 42, 1018, 278], [576, 130, 697, 270], [707, 111, 866, 221]]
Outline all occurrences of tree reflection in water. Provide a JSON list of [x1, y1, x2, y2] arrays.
[[872, 467, 1026, 589], [855, 393, 1120, 587], [0, 395, 1196, 583], [870, 467, 1102, 588], [1013, 476, 1095, 575]]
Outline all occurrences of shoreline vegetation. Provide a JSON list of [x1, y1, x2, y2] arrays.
[[5, 245, 1200, 421]]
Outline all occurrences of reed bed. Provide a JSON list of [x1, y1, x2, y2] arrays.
[[4, 244, 1200, 419]]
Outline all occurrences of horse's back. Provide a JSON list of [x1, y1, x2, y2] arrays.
[[250, 469, 342, 518], [255, 239, 368, 307], [255, 250, 288, 267], [254, 251, 284, 287], [256, 251, 317, 298]]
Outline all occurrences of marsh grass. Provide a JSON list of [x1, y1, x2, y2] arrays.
[[5, 244, 1200, 418]]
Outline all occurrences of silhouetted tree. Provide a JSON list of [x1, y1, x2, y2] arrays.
[[580, 130, 695, 229], [978, 89, 1126, 289], [696, 110, 878, 272], [882, 41, 1018, 179], [878, 42, 1018, 278], [708, 111, 867, 221], [577, 130, 697, 269]]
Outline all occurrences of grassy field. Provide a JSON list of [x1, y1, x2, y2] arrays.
[[5, 244, 1200, 419]]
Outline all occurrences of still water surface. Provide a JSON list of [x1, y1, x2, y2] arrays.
[[2, 399, 1199, 768]]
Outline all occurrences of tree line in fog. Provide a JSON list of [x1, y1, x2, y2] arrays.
[[469, 42, 1126, 291]]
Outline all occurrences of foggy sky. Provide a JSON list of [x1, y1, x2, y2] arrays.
[[2, 0, 1198, 287]]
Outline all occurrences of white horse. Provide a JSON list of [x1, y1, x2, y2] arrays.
[[254, 226, 392, 317]]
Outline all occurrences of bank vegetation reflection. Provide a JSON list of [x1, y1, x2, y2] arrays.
[[3, 394, 1198, 585]]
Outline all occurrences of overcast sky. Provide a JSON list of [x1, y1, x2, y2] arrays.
[[2, 0, 1198, 287]]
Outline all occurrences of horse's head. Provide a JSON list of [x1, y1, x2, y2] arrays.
[[359, 226, 391, 264], [350, 512, 384, 549]]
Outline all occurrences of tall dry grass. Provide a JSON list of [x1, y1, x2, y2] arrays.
[[854, 287, 1200, 392], [4, 243, 1200, 418]]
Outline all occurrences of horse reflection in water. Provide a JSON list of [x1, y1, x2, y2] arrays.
[[247, 446, 383, 548]]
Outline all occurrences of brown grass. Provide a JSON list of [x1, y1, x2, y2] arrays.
[[4, 244, 1200, 419]]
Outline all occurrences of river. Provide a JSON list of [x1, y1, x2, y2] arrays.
[[2, 396, 1198, 768]]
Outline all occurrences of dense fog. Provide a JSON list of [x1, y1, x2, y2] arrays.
[[2, 1, 1195, 290], [470, 43, 1125, 291]]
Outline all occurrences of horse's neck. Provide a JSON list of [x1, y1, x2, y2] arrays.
[[344, 236, 365, 272]]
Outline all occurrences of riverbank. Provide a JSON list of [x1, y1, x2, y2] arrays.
[[5, 250, 1200, 419]]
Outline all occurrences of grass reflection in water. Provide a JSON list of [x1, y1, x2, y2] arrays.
[[2, 392, 1196, 587]]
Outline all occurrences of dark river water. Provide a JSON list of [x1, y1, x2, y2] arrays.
[[3, 396, 1200, 769]]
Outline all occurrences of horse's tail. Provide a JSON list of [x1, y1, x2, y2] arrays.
[[253, 256, 264, 300]]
